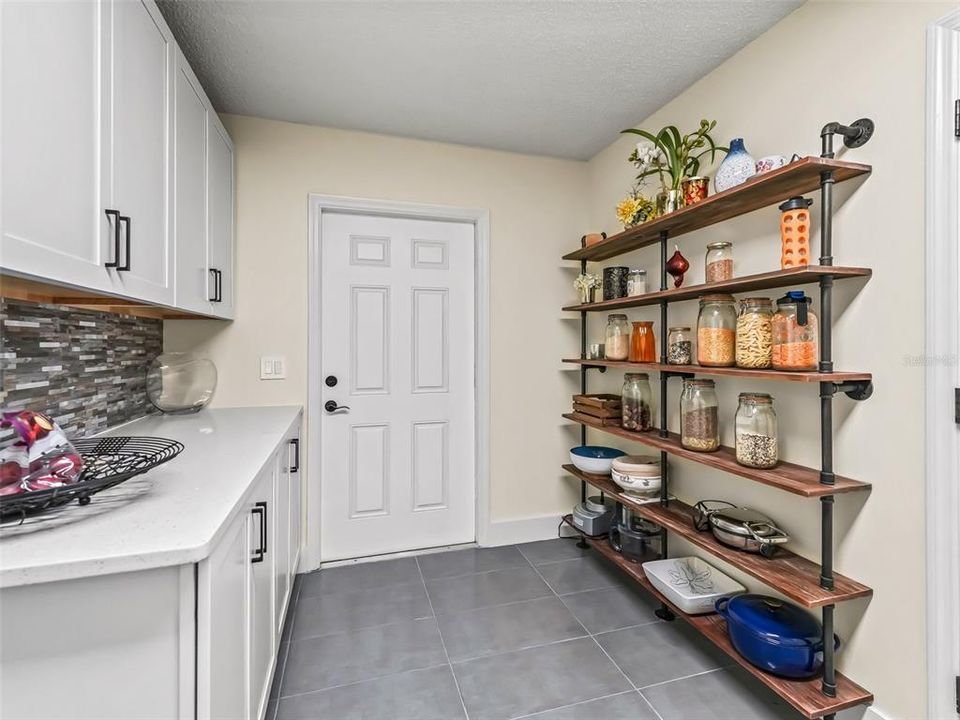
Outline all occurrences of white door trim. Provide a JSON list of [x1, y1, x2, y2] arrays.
[[305, 194, 490, 570], [925, 9, 960, 720]]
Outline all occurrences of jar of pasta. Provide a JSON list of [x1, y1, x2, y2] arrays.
[[697, 294, 737, 367], [735, 297, 773, 369], [667, 326, 693, 365], [622, 373, 654, 431], [705, 242, 733, 283], [772, 291, 819, 371], [605, 314, 630, 360], [680, 378, 719, 452]]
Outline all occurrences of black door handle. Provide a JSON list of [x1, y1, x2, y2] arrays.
[[117, 216, 131, 271], [251, 503, 265, 563], [104, 209, 120, 268], [324, 401, 350, 413], [208, 268, 219, 302], [289, 438, 300, 472]]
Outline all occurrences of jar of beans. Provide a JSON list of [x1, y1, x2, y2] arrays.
[[735, 393, 778, 468], [705, 242, 733, 283], [772, 291, 819, 371], [735, 297, 774, 369], [667, 326, 693, 365], [680, 378, 719, 452], [697, 294, 737, 367], [605, 314, 630, 360], [622, 373, 654, 431]]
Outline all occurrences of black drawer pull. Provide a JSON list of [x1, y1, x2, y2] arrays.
[[289, 438, 300, 473], [104, 209, 120, 268], [251, 503, 266, 563], [118, 216, 131, 271]]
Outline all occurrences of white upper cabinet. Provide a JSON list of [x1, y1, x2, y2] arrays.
[[1, 0, 234, 317], [0, 0, 112, 292]]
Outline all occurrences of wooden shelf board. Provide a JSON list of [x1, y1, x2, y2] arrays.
[[563, 157, 871, 262], [562, 467, 871, 608], [560, 515, 873, 718], [562, 412, 870, 497], [562, 358, 871, 384], [562, 266, 871, 312]]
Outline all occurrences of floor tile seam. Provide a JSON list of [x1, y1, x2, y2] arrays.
[[276, 661, 453, 701], [297, 577, 427, 601], [288, 612, 438, 644], [635, 665, 731, 691], [416, 555, 471, 720], [514, 543, 589, 571], [433, 589, 562, 619], [421, 562, 533, 583], [635, 689, 666, 720], [505, 689, 637, 720], [448, 632, 592, 666]]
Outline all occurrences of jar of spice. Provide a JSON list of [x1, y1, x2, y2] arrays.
[[735, 393, 778, 468], [680, 378, 719, 452], [622, 373, 654, 431], [771, 291, 819, 371], [629, 321, 656, 362], [605, 314, 630, 360], [735, 297, 774, 369], [705, 242, 734, 283], [667, 326, 693, 365], [697, 294, 737, 367], [627, 269, 647, 296], [603, 267, 630, 301]]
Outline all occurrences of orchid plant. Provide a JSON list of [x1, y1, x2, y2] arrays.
[[622, 119, 727, 192]]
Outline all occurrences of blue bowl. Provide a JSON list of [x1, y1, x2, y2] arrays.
[[569, 446, 626, 475]]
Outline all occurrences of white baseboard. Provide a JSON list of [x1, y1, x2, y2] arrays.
[[479, 514, 574, 547], [861, 705, 893, 720]]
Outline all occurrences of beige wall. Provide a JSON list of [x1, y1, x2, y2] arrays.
[[585, 2, 951, 717], [165, 115, 590, 525]]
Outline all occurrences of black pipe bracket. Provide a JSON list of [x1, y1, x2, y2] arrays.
[[821, 380, 873, 402]]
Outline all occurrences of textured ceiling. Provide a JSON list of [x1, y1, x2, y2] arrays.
[[157, 0, 802, 160]]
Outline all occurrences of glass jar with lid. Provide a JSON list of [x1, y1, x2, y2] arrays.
[[697, 294, 737, 367], [627, 269, 647, 296], [622, 373, 653, 431], [680, 378, 719, 452], [667, 326, 693, 365], [735, 393, 778, 468], [605, 314, 630, 360], [705, 242, 734, 283], [771, 291, 819, 371], [735, 297, 774, 369]]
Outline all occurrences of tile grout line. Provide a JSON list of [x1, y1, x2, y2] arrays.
[[507, 689, 637, 720], [272, 576, 304, 714], [416, 555, 471, 720], [636, 665, 730, 691], [276, 662, 453, 701]]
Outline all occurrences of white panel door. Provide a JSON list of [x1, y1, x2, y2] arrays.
[[106, 0, 174, 304], [207, 119, 235, 319], [320, 213, 475, 560], [248, 466, 275, 720], [0, 0, 113, 292]]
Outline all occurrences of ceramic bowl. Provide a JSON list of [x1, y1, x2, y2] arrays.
[[755, 155, 788, 174], [569, 446, 625, 475], [611, 468, 662, 497]]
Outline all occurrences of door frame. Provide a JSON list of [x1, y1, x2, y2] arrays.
[[925, 9, 960, 719], [304, 194, 490, 570]]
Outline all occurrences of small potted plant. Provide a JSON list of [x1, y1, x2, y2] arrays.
[[574, 273, 601, 304], [615, 189, 656, 229], [622, 119, 726, 213]]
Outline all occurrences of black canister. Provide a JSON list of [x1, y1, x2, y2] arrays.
[[603, 266, 630, 301]]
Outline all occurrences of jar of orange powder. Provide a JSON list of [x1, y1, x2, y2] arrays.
[[772, 291, 819, 371]]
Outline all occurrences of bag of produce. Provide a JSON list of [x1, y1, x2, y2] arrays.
[[0, 411, 84, 495]]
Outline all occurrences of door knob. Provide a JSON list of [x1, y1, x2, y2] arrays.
[[325, 375, 338, 387], [325, 400, 350, 413]]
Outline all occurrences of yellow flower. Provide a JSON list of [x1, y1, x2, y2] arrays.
[[616, 197, 642, 226]]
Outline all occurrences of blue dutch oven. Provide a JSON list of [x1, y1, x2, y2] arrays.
[[715, 594, 840, 678]]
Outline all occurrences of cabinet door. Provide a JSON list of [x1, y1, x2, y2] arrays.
[[173, 55, 211, 314], [248, 467, 276, 720], [0, 0, 112, 292], [274, 449, 291, 637], [288, 432, 303, 577], [207, 118, 235, 319], [107, 0, 174, 304], [199, 506, 249, 720]]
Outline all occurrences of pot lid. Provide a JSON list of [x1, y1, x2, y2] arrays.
[[725, 594, 822, 647], [710, 507, 779, 536]]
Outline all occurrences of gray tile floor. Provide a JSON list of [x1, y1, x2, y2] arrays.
[[267, 539, 828, 720]]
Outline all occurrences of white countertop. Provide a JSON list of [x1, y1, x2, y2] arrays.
[[0, 406, 302, 588]]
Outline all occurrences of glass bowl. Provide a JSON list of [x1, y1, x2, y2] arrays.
[[146, 353, 217, 414]]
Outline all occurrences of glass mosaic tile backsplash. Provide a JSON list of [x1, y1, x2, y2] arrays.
[[0, 299, 162, 445]]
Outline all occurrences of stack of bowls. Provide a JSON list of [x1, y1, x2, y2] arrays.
[[611, 455, 661, 498]]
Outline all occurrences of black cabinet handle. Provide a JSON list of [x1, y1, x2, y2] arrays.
[[104, 209, 120, 268], [209, 269, 223, 302], [251, 502, 266, 562], [289, 438, 300, 473], [118, 216, 131, 271], [208, 268, 219, 302]]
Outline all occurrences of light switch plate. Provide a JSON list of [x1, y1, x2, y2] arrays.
[[260, 356, 286, 380]]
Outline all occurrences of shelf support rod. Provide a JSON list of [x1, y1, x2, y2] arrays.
[[653, 229, 674, 623], [577, 258, 588, 545], [822, 604, 838, 697]]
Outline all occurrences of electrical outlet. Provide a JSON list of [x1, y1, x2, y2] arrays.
[[260, 356, 286, 380]]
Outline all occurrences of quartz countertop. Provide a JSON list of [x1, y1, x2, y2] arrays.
[[0, 406, 302, 588]]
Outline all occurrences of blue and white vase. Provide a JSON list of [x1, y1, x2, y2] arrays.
[[714, 138, 756, 193]]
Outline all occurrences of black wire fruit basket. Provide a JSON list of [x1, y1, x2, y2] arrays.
[[0, 436, 184, 522]]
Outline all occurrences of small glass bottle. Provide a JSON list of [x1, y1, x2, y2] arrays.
[[605, 314, 630, 361], [622, 373, 654, 431], [627, 269, 647, 296], [735, 297, 774, 369], [680, 378, 720, 452], [667, 326, 693, 365], [735, 393, 778, 468], [697, 294, 737, 367], [705, 242, 734, 283], [629, 321, 656, 362], [771, 291, 819, 371]]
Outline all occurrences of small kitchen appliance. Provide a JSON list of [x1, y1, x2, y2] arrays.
[[571, 496, 614, 537]]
